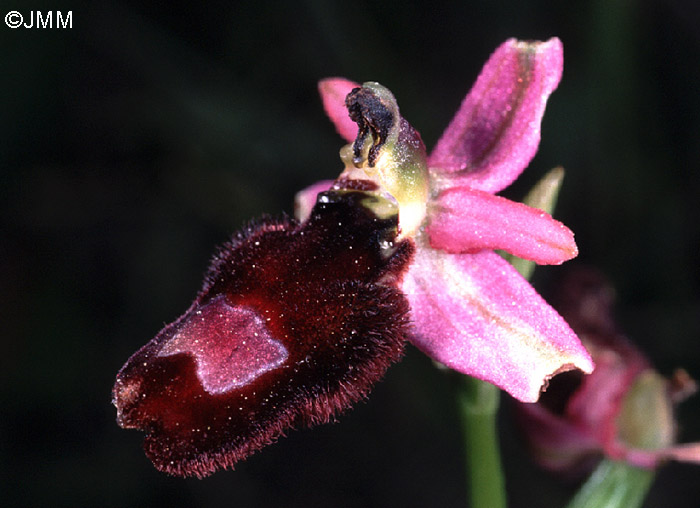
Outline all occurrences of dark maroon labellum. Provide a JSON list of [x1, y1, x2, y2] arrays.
[[113, 189, 414, 477]]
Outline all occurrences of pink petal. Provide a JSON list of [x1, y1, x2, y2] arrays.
[[659, 443, 700, 465], [402, 248, 593, 402], [427, 187, 577, 264], [428, 38, 563, 193], [318, 78, 360, 143], [615, 443, 700, 470], [294, 179, 335, 222]]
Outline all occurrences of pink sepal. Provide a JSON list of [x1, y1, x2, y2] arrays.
[[402, 248, 594, 402], [428, 38, 563, 193], [427, 187, 577, 264]]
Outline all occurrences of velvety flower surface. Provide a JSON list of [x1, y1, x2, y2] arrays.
[[114, 38, 594, 477], [302, 38, 593, 402], [114, 190, 415, 477], [516, 268, 700, 473]]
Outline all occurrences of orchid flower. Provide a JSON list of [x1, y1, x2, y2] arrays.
[[516, 268, 700, 473], [113, 38, 593, 478], [298, 37, 593, 403]]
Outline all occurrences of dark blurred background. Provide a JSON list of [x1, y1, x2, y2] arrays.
[[2, 1, 699, 506]]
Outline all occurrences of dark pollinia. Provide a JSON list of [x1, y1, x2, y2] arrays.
[[113, 188, 414, 477]]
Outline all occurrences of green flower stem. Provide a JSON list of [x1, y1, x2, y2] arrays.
[[456, 168, 566, 508], [565, 459, 654, 508], [457, 375, 506, 508]]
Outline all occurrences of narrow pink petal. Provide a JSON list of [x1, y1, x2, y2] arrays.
[[318, 78, 361, 142], [402, 247, 593, 402], [428, 38, 563, 193], [660, 443, 700, 464], [294, 179, 335, 222], [427, 187, 577, 264], [618, 443, 700, 469]]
